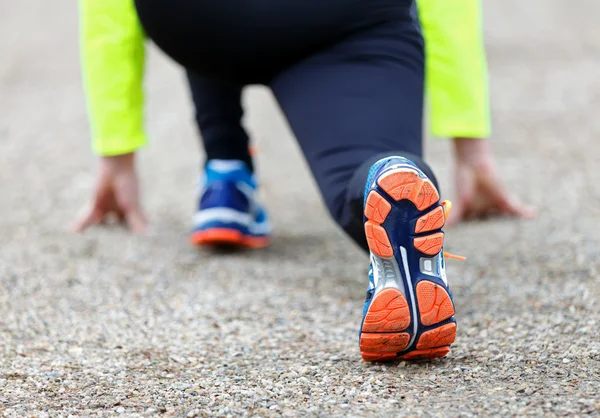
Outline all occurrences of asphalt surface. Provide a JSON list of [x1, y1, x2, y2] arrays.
[[1, 0, 599, 416]]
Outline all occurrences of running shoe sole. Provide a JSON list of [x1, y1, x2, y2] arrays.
[[360, 165, 456, 362], [190, 228, 270, 249]]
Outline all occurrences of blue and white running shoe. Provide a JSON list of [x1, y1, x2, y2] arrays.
[[359, 156, 463, 362], [191, 160, 271, 248]]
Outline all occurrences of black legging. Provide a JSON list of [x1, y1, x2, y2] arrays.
[[187, 75, 254, 171], [135, 0, 436, 252]]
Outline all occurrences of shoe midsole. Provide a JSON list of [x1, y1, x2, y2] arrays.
[[193, 208, 271, 235]]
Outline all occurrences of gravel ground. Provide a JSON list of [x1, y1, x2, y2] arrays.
[[1, 0, 599, 416]]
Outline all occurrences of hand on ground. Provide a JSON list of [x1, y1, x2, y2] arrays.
[[446, 138, 537, 226], [72, 153, 147, 233]]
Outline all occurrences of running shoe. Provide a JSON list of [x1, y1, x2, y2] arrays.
[[190, 159, 270, 248], [359, 156, 463, 362]]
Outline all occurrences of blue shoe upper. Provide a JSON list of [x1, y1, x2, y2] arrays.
[[200, 160, 254, 212], [194, 160, 270, 237]]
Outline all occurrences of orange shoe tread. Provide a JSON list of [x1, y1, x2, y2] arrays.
[[377, 168, 439, 211], [360, 332, 410, 354], [416, 281, 455, 326], [415, 206, 445, 233], [400, 346, 450, 361], [413, 232, 444, 256], [416, 323, 456, 349], [364, 191, 392, 224], [362, 288, 411, 333], [361, 352, 398, 362], [365, 221, 393, 258]]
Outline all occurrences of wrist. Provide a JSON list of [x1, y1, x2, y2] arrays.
[[452, 137, 493, 166], [100, 152, 136, 169]]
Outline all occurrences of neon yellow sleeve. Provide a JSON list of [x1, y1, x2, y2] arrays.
[[79, 0, 148, 156], [417, 0, 491, 139]]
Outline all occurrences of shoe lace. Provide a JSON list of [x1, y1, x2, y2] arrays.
[[441, 200, 466, 261]]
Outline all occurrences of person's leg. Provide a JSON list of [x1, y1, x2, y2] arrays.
[[186, 71, 254, 172], [185, 74, 269, 248], [271, 8, 457, 362], [270, 18, 432, 253]]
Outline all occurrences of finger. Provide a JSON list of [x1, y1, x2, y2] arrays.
[[115, 192, 147, 232], [72, 207, 104, 232], [112, 172, 147, 233], [477, 174, 537, 220], [499, 198, 538, 219], [487, 182, 537, 218], [103, 188, 121, 214], [124, 208, 148, 234], [518, 204, 538, 219]]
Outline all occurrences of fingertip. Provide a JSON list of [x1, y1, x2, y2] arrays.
[[521, 206, 538, 219], [130, 223, 147, 235], [73, 209, 104, 233], [505, 201, 538, 219], [133, 225, 148, 235], [70, 217, 90, 233]]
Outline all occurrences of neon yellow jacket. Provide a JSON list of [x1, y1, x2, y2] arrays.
[[418, 0, 491, 139], [79, 0, 146, 156], [79, 0, 490, 156]]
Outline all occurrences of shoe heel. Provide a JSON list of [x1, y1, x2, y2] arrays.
[[360, 288, 411, 362]]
